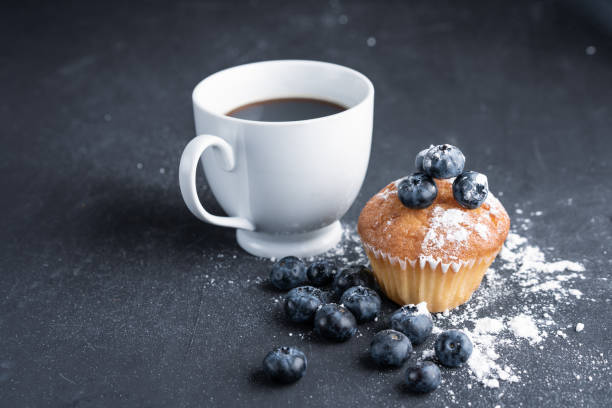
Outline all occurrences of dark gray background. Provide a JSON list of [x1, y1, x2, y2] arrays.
[[1, 1, 611, 407]]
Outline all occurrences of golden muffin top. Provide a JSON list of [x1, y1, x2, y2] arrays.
[[357, 178, 510, 264]]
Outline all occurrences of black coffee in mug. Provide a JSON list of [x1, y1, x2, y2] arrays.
[[227, 98, 346, 122]]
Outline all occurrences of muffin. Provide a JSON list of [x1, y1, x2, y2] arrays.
[[358, 177, 510, 312]]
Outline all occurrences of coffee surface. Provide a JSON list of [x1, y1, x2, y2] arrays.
[[227, 98, 346, 122]]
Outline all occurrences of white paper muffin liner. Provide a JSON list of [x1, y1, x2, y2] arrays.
[[362, 242, 494, 274], [362, 242, 500, 311]]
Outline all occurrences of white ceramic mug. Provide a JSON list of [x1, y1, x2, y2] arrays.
[[179, 60, 374, 258]]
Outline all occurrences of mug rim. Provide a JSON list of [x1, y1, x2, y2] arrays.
[[192, 59, 374, 126]]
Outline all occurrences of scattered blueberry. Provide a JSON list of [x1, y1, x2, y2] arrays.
[[262, 347, 307, 384], [314, 303, 357, 342], [397, 173, 438, 209], [340, 286, 381, 323], [390, 303, 433, 345], [370, 329, 413, 368], [421, 144, 465, 179], [452, 171, 489, 209], [331, 265, 374, 298], [404, 362, 441, 393], [307, 260, 336, 287], [284, 286, 324, 323], [434, 329, 473, 367], [269, 256, 308, 290], [415, 145, 433, 172]]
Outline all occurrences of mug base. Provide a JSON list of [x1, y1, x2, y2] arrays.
[[236, 221, 343, 259]]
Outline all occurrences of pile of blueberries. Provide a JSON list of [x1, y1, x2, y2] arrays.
[[399, 144, 489, 210], [262, 256, 474, 393]]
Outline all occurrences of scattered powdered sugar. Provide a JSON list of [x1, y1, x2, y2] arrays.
[[507, 314, 542, 344], [413, 301, 430, 316], [498, 232, 527, 265], [466, 342, 514, 389], [312, 223, 370, 267], [462, 317, 520, 388], [473, 317, 504, 334], [422, 349, 435, 359], [499, 232, 586, 301]]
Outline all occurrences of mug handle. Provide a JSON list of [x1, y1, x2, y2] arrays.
[[179, 135, 255, 231]]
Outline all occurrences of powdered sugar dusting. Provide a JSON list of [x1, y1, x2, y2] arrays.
[[375, 178, 403, 201], [485, 193, 503, 217], [499, 233, 586, 301], [375, 189, 396, 201], [414, 301, 430, 316], [315, 222, 369, 266], [474, 223, 490, 240], [508, 314, 542, 344], [418, 192, 505, 261], [460, 173, 488, 204], [422, 349, 435, 359], [421, 207, 470, 258], [466, 327, 520, 388], [473, 317, 504, 334]]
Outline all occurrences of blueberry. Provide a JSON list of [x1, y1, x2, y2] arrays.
[[452, 171, 489, 209], [397, 173, 438, 209], [340, 286, 381, 323], [262, 347, 307, 384], [390, 303, 433, 345], [404, 362, 441, 393], [435, 329, 473, 367], [284, 286, 324, 323], [370, 329, 413, 367], [314, 303, 357, 342], [270, 256, 307, 290], [331, 265, 374, 298], [415, 145, 433, 172], [307, 260, 336, 286], [421, 144, 465, 179]]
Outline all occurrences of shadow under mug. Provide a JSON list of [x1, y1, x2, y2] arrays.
[[179, 60, 374, 258]]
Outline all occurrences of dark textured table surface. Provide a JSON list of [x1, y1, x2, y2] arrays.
[[2, 1, 611, 407]]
